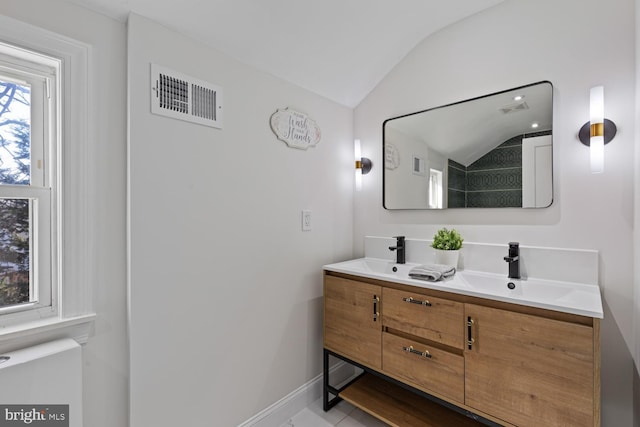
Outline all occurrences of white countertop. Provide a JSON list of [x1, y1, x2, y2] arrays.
[[323, 258, 603, 318]]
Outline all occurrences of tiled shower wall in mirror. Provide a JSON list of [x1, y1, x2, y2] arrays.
[[447, 131, 551, 208]]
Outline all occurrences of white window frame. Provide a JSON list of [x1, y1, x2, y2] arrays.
[[0, 15, 95, 350], [0, 48, 57, 323]]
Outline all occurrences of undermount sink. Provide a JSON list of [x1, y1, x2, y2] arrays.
[[335, 258, 417, 277], [455, 271, 575, 300], [323, 257, 603, 318]]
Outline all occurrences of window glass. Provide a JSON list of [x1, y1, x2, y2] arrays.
[[0, 78, 31, 186], [0, 198, 31, 308]]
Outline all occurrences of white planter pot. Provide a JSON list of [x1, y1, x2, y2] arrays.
[[434, 249, 460, 268]]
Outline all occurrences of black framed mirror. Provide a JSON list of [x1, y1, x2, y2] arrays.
[[383, 81, 553, 209]]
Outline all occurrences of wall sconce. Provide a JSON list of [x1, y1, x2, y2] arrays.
[[578, 86, 617, 174], [354, 139, 372, 191]]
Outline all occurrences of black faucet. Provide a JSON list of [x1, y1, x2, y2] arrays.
[[389, 236, 406, 264], [503, 242, 520, 279]]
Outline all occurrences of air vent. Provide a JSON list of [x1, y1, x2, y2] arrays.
[[151, 64, 223, 129], [499, 101, 529, 114], [412, 156, 425, 176]]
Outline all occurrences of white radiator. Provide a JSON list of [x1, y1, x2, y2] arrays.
[[0, 339, 82, 427]]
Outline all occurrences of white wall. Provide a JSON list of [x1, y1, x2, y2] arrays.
[[355, 0, 636, 425], [0, 2, 128, 427], [127, 14, 353, 426], [384, 127, 431, 208]]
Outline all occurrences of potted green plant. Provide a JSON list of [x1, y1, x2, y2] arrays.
[[431, 228, 463, 267]]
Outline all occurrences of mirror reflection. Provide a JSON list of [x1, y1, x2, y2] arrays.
[[383, 81, 553, 209]]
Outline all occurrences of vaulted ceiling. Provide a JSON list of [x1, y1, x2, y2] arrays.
[[66, 0, 504, 107]]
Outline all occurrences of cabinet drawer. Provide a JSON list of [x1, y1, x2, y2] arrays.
[[382, 332, 464, 403], [382, 287, 464, 349]]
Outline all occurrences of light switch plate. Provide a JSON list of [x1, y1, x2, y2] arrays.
[[302, 210, 312, 231]]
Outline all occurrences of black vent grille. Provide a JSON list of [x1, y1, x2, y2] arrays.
[[159, 73, 189, 114]]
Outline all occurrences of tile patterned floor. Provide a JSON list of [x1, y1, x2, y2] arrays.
[[280, 398, 388, 427]]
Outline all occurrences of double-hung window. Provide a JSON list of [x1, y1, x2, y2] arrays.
[[0, 17, 94, 347], [0, 43, 58, 325]]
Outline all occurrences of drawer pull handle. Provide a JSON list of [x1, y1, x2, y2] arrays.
[[402, 297, 432, 307], [373, 295, 380, 321], [467, 317, 475, 350], [403, 345, 432, 359]]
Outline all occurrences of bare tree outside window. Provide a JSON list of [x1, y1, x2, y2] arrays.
[[0, 79, 31, 307]]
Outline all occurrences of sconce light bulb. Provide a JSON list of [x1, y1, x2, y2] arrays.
[[353, 139, 371, 190], [590, 86, 604, 125], [590, 135, 604, 174], [589, 86, 605, 174], [578, 86, 616, 174], [354, 139, 363, 191]]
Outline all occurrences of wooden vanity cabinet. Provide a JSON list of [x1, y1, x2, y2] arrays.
[[323, 272, 600, 427]]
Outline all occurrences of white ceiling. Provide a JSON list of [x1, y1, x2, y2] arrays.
[[66, 0, 504, 107]]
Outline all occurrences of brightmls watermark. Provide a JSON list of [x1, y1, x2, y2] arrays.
[[0, 405, 68, 426]]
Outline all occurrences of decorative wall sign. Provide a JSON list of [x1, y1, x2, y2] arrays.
[[385, 143, 400, 169], [270, 108, 321, 150]]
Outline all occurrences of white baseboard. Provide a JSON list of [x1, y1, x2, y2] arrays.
[[237, 361, 355, 427]]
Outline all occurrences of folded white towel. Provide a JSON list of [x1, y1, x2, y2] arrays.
[[408, 264, 456, 282]]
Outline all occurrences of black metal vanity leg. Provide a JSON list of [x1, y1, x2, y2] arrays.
[[323, 348, 346, 411], [323, 348, 330, 411]]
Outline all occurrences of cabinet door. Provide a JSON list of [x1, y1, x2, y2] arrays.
[[324, 275, 382, 370], [465, 304, 595, 427]]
